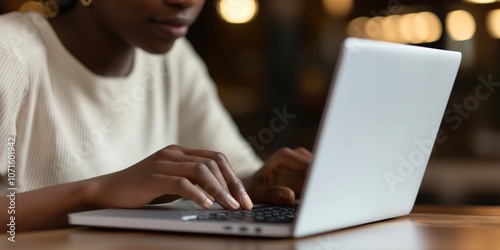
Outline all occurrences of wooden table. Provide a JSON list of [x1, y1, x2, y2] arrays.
[[2, 205, 499, 250]]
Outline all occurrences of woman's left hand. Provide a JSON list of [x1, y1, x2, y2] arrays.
[[245, 147, 313, 205]]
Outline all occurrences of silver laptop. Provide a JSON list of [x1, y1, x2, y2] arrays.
[[68, 37, 462, 238]]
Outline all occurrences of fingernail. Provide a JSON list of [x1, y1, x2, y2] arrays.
[[242, 193, 253, 210], [227, 194, 240, 209], [203, 198, 213, 209], [279, 191, 285, 199], [279, 191, 288, 202]]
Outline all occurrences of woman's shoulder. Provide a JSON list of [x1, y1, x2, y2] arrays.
[[0, 11, 49, 61], [0, 12, 50, 94], [0, 11, 29, 31]]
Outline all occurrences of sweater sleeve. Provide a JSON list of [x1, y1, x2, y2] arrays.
[[167, 38, 263, 179], [0, 47, 29, 188]]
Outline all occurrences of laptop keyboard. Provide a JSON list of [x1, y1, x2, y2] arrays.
[[194, 205, 298, 223]]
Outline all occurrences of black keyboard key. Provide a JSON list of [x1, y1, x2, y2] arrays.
[[194, 205, 298, 223]]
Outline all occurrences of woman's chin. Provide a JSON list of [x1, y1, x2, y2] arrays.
[[140, 41, 176, 54]]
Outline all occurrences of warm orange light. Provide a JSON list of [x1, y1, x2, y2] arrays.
[[348, 11, 442, 44], [217, 0, 258, 24], [347, 17, 370, 38], [398, 14, 416, 43], [365, 17, 385, 40], [414, 12, 442, 43], [446, 10, 476, 41], [379, 15, 401, 43], [323, 0, 354, 18], [487, 9, 500, 38], [463, 0, 498, 3]]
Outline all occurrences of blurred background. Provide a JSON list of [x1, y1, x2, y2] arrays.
[[1, 0, 499, 205]]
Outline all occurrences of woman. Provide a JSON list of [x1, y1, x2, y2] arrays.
[[0, 0, 311, 231]]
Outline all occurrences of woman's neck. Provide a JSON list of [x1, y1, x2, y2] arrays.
[[48, 6, 135, 77]]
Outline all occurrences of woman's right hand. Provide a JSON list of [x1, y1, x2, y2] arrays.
[[85, 145, 254, 211]]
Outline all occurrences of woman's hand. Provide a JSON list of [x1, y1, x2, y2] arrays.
[[245, 147, 313, 205], [86, 145, 254, 210]]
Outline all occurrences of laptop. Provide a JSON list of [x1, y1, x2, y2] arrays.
[[68, 37, 462, 238]]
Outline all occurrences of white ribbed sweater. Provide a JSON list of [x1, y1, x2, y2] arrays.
[[0, 12, 262, 195]]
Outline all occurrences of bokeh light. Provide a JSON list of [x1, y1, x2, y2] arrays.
[[323, 0, 354, 18], [348, 12, 442, 44], [217, 0, 258, 24], [463, 0, 498, 3], [446, 10, 476, 41], [487, 9, 500, 38]]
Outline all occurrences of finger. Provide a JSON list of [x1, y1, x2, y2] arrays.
[[175, 146, 253, 210], [198, 186, 215, 202], [271, 148, 311, 173], [153, 175, 214, 209], [154, 161, 240, 210], [247, 185, 295, 205], [158, 147, 229, 192], [232, 179, 253, 210], [294, 147, 313, 158], [275, 172, 305, 196]]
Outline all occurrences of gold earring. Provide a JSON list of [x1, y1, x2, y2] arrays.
[[81, 0, 92, 7]]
